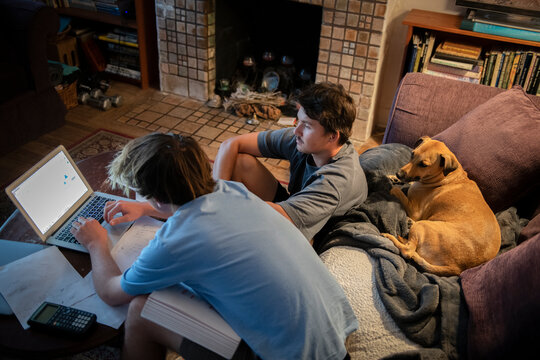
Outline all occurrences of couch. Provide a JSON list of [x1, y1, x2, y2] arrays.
[[317, 73, 540, 360], [0, 0, 66, 156]]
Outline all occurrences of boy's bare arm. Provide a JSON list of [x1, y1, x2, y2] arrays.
[[212, 132, 262, 180]]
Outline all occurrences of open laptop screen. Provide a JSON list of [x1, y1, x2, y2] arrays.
[[10, 151, 89, 235]]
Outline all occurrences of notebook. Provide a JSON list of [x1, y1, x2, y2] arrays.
[[5, 145, 130, 253]]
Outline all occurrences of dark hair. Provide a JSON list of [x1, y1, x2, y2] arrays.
[[108, 133, 215, 206], [295, 82, 356, 145]]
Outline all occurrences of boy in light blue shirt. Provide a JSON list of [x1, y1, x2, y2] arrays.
[[71, 133, 357, 360]]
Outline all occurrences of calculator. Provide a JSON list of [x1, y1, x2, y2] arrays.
[[27, 302, 97, 336]]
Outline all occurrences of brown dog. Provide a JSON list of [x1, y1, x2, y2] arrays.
[[382, 136, 501, 276]]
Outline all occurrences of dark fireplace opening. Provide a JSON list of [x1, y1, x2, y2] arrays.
[[215, 0, 322, 98]]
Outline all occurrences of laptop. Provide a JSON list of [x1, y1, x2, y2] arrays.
[[5, 145, 130, 253]]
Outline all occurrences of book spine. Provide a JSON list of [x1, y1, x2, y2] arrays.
[[524, 53, 538, 91], [497, 51, 511, 88], [500, 51, 515, 89], [423, 61, 482, 79], [421, 33, 436, 72], [518, 52, 534, 86], [461, 19, 540, 42], [507, 52, 522, 89], [490, 51, 503, 87], [482, 52, 497, 85], [432, 51, 479, 64], [98, 35, 139, 48], [528, 58, 540, 94], [431, 56, 475, 70]]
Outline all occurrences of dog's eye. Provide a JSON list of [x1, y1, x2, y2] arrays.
[[419, 161, 429, 167]]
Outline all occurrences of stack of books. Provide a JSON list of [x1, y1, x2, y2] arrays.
[[422, 39, 484, 84], [95, 0, 120, 16], [461, 10, 540, 43], [97, 28, 141, 80]]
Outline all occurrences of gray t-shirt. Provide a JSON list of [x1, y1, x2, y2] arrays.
[[258, 127, 368, 240]]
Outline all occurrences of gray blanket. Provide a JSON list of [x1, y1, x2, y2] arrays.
[[314, 144, 526, 360]]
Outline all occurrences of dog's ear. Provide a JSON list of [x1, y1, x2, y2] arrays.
[[413, 136, 430, 149], [439, 154, 458, 176]]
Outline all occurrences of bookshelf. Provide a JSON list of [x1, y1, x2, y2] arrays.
[[54, 0, 158, 89], [401, 9, 540, 93]]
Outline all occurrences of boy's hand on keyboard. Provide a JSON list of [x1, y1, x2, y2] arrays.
[[104, 200, 148, 225], [70, 217, 108, 252]]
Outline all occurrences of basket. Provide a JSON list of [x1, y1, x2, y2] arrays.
[[55, 81, 78, 110]]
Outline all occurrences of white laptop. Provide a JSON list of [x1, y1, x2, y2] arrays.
[[5, 145, 130, 253]]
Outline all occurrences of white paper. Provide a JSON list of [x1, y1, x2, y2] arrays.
[[46, 273, 128, 329], [277, 117, 296, 126], [111, 216, 164, 272], [0, 246, 82, 329]]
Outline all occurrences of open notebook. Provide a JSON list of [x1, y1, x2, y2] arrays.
[[5, 145, 129, 253]]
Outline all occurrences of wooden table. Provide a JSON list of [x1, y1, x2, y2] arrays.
[[0, 151, 131, 359]]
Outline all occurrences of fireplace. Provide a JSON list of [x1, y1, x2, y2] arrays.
[[155, 0, 387, 142]]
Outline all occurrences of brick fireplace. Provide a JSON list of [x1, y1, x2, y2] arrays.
[[155, 0, 387, 142]]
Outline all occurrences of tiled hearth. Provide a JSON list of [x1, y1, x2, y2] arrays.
[[154, 0, 387, 142]]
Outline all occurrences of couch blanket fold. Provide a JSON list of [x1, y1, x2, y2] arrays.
[[313, 143, 525, 360]]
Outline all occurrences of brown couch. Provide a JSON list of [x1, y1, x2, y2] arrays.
[[318, 73, 540, 359], [0, 0, 66, 155]]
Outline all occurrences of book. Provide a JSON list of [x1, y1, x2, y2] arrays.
[[482, 51, 497, 85], [528, 57, 540, 94], [507, 52, 522, 88], [112, 216, 242, 359], [420, 33, 436, 72], [422, 60, 483, 79], [436, 40, 482, 59], [105, 64, 141, 80], [98, 34, 139, 48], [461, 19, 540, 42], [500, 51, 515, 89], [490, 51, 503, 87], [141, 285, 241, 360], [524, 53, 538, 91], [431, 53, 479, 70], [413, 34, 425, 72], [517, 51, 534, 86], [433, 43, 480, 65]]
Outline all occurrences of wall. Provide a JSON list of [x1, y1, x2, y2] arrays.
[[372, 0, 466, 134]]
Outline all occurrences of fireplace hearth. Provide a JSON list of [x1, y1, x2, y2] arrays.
[[155, 0, 387, 142]]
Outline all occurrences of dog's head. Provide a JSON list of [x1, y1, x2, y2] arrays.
[[396, 136, 460, 183]]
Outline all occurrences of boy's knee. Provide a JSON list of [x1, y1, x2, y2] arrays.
[[234, 153, 259, 176], [125, 296, 147, 331]]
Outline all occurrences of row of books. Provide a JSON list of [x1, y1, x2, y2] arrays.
[[46, 0, 121, 17], [405, 31, 540, 95]]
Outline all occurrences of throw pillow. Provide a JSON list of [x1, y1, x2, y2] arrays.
[[518, 213, 540, 244], [460, 233, 540, 359], [434, 86, 540, 212]]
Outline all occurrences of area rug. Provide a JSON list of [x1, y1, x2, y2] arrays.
[[0, 130, 132, 229]]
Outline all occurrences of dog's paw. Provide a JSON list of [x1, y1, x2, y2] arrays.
[[387, 175, 403, 185]]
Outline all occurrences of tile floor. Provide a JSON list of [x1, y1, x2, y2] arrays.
[[114, 91, 300, 178]]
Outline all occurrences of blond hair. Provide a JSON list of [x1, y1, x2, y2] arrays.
[[108, 133, 215, 205]]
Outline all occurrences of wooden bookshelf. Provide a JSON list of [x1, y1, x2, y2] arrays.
[[401, 9, 540, 77], [54, 0, 158, 89]]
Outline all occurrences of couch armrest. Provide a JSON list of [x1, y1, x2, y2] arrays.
[[382, 73, 507, 147], [0, 0, 59, 92]]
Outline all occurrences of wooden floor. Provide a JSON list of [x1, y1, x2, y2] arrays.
[[0, 81, 383, 188]]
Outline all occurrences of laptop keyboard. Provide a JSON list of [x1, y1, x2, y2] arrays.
[[55, 195, 110, 244]]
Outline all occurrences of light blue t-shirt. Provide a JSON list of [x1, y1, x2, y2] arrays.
[[121, 180, 358, 360], [258, 127, 368, 240]]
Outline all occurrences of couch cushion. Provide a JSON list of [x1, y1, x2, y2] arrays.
[[519, 213, 540, 244], [460, 233, 540, 359], [434, 86, 540, 212]]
